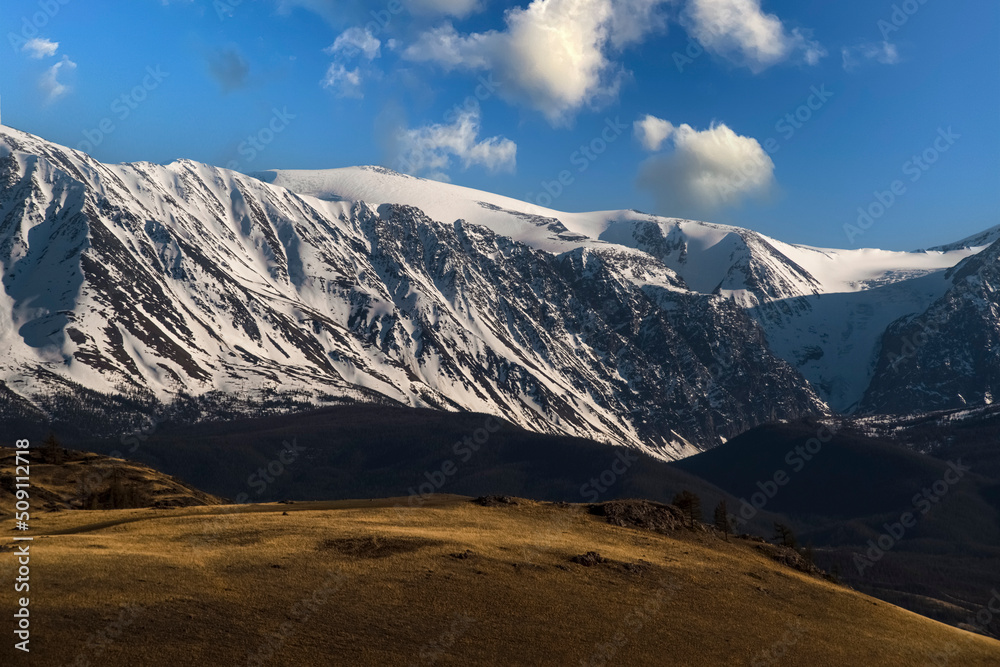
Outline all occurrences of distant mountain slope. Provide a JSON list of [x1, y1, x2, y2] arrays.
[[860, 240, 1000, 414], [0, 126, 825, 457]]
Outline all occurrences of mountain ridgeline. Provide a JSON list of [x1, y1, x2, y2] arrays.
[[1, 125, 998, 456]]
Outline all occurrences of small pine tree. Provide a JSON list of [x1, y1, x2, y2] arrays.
[[43, 433, 63, 465], [713, 500, 731, 540], [772, 522, 797, 549], [673, 490, 703, 528]]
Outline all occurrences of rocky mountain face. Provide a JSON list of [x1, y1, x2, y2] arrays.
[[860, 240, 1000, 414], [261, 167, 995, 414], [0, 126, 826, 459]]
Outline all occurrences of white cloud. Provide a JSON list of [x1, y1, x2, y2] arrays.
[[327, 27, 381, 61], [681, 0, 824, 72], [608, 0, 671, 49], [321, 28, 383, 98], [22, 37, 59, 59], [636, 119, 774, 215], [322, 63, 364, 98], [404, 0, 671, 125], [394, 107, 517, 178], [40, 56, 76, 103], [406, 0, 483, 18], [275, 0, 481, 22], [634, 114, 675, 151], [842, 41, 900, 71]]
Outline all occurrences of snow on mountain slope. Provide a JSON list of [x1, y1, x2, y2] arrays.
[[928, 224, 1000, 252], [254, 166, 983, 411], [860, 239, 1000, 414], [0, 126, 828, 458], [256, 167, 977, 298]]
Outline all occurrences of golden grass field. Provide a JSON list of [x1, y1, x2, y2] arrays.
[[3, 492, 999, 666]]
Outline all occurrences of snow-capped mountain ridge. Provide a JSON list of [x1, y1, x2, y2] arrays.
[[0, 125, 829, 459], [1, 125, 994, 455], [256, 166, 990, 410]]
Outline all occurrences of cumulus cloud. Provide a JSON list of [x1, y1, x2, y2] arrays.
[[327, 27, 381, 61], [842, 41, 899, 71], [393, 107, 517, 180], [404, 0, 671, 125], [23, 38, 59, 59], [634, 114, 675, 151], [681, 0, 824, 72], [207, 48, 250, 92], [39, 55, 76, 103], [636, 117, 774, 215]]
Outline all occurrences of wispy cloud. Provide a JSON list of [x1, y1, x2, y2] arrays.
[[40, 55, 77, 103], [22, 37, 59, 59], [322, 64, 364, 98], [394, 106, 516, 180], [321, 27, 382, 98], [326, 27, 381, 61], [842, 41, 900, 71]]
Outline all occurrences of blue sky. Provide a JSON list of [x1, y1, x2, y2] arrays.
[[2, 0, 997, 250]]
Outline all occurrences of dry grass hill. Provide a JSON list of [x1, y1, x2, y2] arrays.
[[2, 491, 998, 666]]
